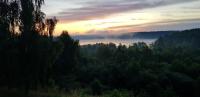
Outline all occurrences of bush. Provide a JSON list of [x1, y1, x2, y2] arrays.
[[104, 89, 130, 97], [90, 79, 104, 95]]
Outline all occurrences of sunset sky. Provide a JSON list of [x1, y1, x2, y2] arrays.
[[42, 0, 200, 36]]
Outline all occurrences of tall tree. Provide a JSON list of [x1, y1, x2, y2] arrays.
[[46, 17, 58, 38], [9, 1, 20, 35], [0, 1, 10, 39], [0, 0, 45, 38]]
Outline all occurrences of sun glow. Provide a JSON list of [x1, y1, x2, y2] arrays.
[[54, 10, 162, 36]]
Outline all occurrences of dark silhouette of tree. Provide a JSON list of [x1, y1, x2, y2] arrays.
[[53, 31, 79, 89], [34, 11, 46, 34], [0, 0, 61, 94], [46, 17, 58, 38], [0, 1, 21, 41], [0, 1, 11, 39], [9, 1, 20, 35]]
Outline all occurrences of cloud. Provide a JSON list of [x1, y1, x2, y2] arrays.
[[108, 18, 200, 30], [85, 29, 112, 35], [101, 18, 200, 36], [52, 0, 197, 22]]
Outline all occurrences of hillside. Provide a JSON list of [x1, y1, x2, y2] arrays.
[[154, 28, 200, 48], [116, 31, 177, 39]]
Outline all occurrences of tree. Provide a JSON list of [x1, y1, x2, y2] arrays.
[[0, 1, 20, 39], [46, 17, 58, 38], [91, 79, 103, 95], [53, 31, 80, 89], [0, 1, 10, 39], [9, 1, 20, 35], [20, 0, 45, 37], [34, 11, 46, 34], [0, 0, 62, 94]]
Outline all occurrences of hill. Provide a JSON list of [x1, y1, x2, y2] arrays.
[[154, 28, 200, 48], [116, 31, 177, 39]]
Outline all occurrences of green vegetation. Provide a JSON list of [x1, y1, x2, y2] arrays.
[[1, 0, 200, 97]]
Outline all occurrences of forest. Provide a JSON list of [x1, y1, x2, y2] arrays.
[[1, 0, 200, 97]]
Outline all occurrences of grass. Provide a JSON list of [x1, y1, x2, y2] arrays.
[[0, 87, 134, 97]]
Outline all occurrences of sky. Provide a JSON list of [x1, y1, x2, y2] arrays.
[[42, 0, 200, 36]]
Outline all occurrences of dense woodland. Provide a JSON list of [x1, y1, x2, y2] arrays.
[[1, 0, 200, 97]]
